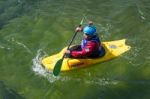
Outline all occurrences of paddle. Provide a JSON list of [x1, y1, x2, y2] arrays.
[[53, 18, 84, 76]]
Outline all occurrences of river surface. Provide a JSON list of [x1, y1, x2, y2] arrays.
[[0, 0, 150, 99]]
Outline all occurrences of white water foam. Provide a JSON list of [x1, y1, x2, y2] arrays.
[[32, 49, 62, 83]]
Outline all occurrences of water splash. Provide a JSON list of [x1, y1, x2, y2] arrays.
[[32, 49, 61, 83]]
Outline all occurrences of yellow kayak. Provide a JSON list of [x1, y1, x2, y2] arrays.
[[42, 39, 131, 71]]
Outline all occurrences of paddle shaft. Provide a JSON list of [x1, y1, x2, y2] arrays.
[[62, 27, 80, 59], [53, 19, 83, 76]]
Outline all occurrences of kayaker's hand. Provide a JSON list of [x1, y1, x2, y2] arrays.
[[75, 26, 83, 32], [64, 50, 72, 58], [88, 21, 93, 25], [65, 50, 71, 54]]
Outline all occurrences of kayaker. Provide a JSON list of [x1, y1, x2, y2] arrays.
[[65, 21, 105, 58]]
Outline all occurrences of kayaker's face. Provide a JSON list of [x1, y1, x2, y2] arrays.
[[83, 34, 92, 40], [83, 34, 88, 39]]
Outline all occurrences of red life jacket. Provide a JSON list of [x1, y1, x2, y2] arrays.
[[70, 35, 102, 58]]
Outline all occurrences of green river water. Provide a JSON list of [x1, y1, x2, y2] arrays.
[[0, 0, 150, 99]]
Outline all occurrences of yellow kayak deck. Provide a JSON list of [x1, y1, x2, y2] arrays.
[[42, 39, 131, 71]]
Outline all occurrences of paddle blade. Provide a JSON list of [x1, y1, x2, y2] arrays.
[[53, 58, 63, 76], [80, 18, 84, 25]]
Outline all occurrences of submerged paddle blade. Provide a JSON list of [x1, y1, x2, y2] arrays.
[[53, 58, 63, 76]]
